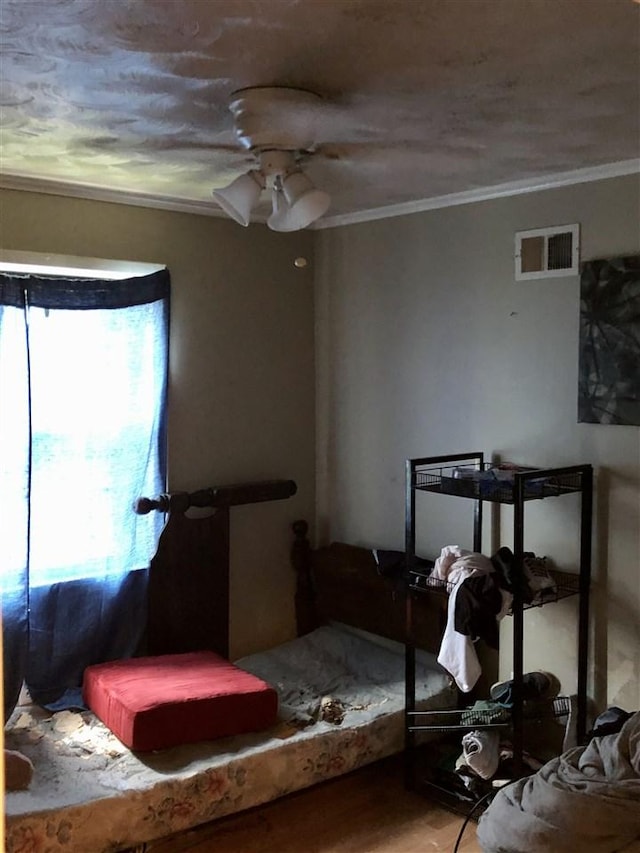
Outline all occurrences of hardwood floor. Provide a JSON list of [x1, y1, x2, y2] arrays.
[[146, 755, 482, 853]]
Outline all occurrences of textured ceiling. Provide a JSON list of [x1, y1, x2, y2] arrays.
[[1, 0, 639, 225]]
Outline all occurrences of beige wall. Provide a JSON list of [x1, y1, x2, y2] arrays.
[[0, 189, 316, 658], [314, 174, 640, 712]]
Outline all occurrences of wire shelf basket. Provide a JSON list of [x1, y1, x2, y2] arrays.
[[408, 696, 573, 732], [413, 462, 586, 504]]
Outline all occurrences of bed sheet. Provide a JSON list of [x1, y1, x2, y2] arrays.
[[237, 622, 448, 725], [6, 624, 454, 853]]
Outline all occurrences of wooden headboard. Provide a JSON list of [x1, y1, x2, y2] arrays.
[[291, 520, 448, 655]]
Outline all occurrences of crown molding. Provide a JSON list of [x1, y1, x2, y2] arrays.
[[313, 159, 640, 229], [0, 173, 232, 219], [1, 159, 638, 229]]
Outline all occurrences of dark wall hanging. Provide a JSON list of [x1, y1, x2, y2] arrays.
[[578, 255, 640, 425]]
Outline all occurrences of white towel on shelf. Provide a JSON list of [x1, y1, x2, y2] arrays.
[[433, 545, 494, 693]]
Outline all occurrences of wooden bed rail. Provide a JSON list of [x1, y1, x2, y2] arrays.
[[135, 479, 297, 515]]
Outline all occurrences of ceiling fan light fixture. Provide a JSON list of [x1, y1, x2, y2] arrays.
[[267, 185, 294, 232], [212, 170, 265, 226], [270, 170, 330, 231], [213, 87, 332, 230]]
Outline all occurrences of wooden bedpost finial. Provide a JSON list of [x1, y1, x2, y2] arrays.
[[133, 494, 172, 515]]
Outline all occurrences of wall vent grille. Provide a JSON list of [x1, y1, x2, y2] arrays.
[[515, 224, 580, 280]]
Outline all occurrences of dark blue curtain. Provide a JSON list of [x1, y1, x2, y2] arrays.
[[1, 269, 169, 718]]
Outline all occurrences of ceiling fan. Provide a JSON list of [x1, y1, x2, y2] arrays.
[[212, 86, 332, 232]]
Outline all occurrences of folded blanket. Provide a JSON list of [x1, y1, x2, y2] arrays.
[[477, 710, 640, 853]]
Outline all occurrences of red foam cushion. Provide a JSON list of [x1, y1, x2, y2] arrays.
[[82, 651, 278, 751]]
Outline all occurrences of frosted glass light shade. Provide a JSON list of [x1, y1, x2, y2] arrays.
[[268, 171, 330, 231], [212, 171, 265, 226], [267, 187, 291, 232]]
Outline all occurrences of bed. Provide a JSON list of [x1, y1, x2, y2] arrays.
[[5, 489, 455, 853]]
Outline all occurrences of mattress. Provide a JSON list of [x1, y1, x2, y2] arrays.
[[5, 623, 455, 853]]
